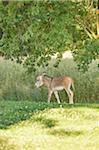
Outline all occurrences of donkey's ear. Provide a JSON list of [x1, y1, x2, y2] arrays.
[[42, 72, 47, 76]]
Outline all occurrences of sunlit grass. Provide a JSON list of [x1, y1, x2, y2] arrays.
[[0, 100, 99, 150]]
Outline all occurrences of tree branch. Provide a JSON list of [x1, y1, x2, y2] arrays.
[[76, 17, 97, 39]]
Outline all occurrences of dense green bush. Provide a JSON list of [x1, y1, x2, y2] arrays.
[[0, 58, 98, 102], [0, 60, 33, 101]]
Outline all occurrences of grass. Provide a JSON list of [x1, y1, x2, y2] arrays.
[[0, 100, 99, 150]]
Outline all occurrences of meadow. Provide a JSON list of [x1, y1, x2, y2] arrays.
[[0, 58, 99, 150], [0, 100, 99, 150], [0, 1, 99, 149]]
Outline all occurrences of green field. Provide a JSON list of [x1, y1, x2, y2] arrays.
[[0, 1, 99, 149], [0, 100, 99, 150]]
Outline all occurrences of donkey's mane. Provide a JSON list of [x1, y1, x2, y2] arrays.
[[43, 74, 53, 79]]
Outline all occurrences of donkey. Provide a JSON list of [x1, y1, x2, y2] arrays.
[[35, 73, 75, 104]]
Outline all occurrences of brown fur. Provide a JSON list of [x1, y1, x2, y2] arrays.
[[35, 74, 75, 104]]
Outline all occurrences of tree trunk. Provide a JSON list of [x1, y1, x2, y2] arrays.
[[96, 0, 99, 38]]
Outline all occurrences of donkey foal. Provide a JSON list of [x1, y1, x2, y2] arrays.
[[35, 73, 75, 104]]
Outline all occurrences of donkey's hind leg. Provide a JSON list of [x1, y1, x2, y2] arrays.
[[65, 87, 74, 104], [68, 89, 74, 104]]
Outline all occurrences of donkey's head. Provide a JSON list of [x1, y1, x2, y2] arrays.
[[35, 73, 46, 88]]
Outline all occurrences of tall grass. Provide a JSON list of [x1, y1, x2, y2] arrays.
[[0, 58, 99, 102]]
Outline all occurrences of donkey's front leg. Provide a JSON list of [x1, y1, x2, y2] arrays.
[[54, 91, 61, 104], [48, 90, 53, 103]]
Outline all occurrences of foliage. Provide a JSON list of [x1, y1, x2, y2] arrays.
[[0, 59, 98, 102], [0, 0, 98, 72], [0, 59, 33, 101], [73, 39, 99, 71]]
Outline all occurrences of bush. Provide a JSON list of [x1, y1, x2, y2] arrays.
[[0, 59, 33, 101], [0, 58, 98, 102], [43, 58, 99, 103]]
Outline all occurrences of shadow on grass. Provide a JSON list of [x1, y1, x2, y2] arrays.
[[0, 100, 99, 129], [49, 129, 84, 137], [33, 116, 58, 128], [0, 101, 60, 129]]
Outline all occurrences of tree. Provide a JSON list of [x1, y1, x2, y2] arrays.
[[0, 0, 99, 72], [96, 0, 99, 37], [72, 0, 99, 71]]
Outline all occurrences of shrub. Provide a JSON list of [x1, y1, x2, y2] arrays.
[[0, 58, 98, 102]]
